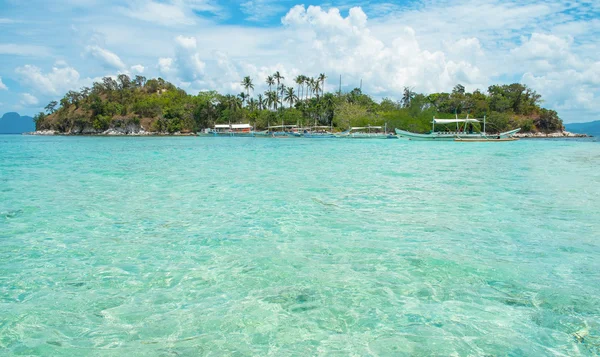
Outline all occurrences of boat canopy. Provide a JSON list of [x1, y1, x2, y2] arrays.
[[268, 125, 298, 129], [231, 124, 252, 129], [214, 124, 230, 128], [351, 126, 382, 130], [433, 119, 480, 124]]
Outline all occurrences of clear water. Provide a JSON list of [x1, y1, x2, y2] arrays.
[[1, 135, 599, 356]]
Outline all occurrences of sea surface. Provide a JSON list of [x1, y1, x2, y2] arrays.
[[1, 135, 599, 356]]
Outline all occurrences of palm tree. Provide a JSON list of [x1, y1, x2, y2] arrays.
[[273, 71, 284, 110], [284, 87, 298, 108], [294, 75, 303, 101], [402, 87, 415, 108], [239, 92, 248, 108], [265, 90, 277, 111], [248, 98, 257, 111], [309, 78, 316, 99], [241, 76, 254, 104], [313, 80, 321, 100], [257, 93, 265, 110], [266, 76, 274, 94], [318, 73, 327, 98]]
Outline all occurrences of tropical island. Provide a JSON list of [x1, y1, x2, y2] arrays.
[[32, 73, 572, 137]]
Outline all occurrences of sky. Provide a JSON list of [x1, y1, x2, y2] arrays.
[[0, 0, 599, 123]]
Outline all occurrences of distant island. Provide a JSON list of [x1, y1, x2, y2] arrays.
[[565, 121, 600, 137], [0, 112, 35, 134], [32, 74, 570, 136]]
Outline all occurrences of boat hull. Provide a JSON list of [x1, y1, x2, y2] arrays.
[[395, 128, 521, 141], [335, 133, 398, 139], [455, 137, 519, 142]]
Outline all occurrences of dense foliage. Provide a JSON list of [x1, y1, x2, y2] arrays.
[[34, 74, 563, 134]]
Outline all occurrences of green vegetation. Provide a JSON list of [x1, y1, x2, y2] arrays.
[[34, 74, 563, 134]]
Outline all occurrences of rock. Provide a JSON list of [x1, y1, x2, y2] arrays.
[[27, 130, 56, 135]]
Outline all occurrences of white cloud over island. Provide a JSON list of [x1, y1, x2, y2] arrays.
[[0, 0, 598, 123]]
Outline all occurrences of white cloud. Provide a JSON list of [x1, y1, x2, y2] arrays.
[[120, 0, 194, 26], [280, 5, 486, 95], [84, 45, 126, 70], [2, 0, 599, 122], [15, 65, 81, 96], [0, 43, 51, 57], [131, 64, 145, 73], [241, 0, 286, 22], [20, 93, 39, 107], [158, 35, 206, 83], [0, 77, 7, 91], [118, 0, 222, 26]]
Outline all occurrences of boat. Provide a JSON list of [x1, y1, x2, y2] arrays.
[[303, 126, 336, 138], [454, 137, 519, 142], [336, 124, 397, 139], [268, 125, 300, 138], [395, 116, 520, 141], [208, 123, 255, 137]]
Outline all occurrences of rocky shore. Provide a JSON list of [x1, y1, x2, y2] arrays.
[[513, 131, 589, 138], [26, 124, 196, 136]]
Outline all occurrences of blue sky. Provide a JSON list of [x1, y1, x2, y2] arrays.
[[1, 0, 599, 123]]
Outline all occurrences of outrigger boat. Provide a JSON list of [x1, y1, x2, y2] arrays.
[[336, 124, 397, 139], [303, 126, 335, 138], [207, 123, 255, 137], [395, 116, 520, 141], [267, 125, 300, 138]]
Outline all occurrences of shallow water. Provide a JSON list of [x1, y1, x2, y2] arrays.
[[1, 135, 599, 356]]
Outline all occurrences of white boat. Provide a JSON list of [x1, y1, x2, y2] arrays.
[[208, 123, 255, 137], [303, 126, 335, 138], [336, 124, 397, 139], [268, 125, 300, 137], [395, 116, 520, 141]]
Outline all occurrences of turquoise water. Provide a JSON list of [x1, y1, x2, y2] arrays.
[[1, 135, 600, 356]]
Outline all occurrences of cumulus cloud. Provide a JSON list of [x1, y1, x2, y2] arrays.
[[131, 64, 145, 73], [0, 77, 7, 91], [85, 45, 126, 70], [514, 33, 600, 116], [15, 65, 81, 95], [158, 35, 206, 83], [20, 93, 39, 107], [281, 5, 486, 95]]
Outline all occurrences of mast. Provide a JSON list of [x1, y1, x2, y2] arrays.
[[483, 115, 486, 134], [432, 116, 435, 133]]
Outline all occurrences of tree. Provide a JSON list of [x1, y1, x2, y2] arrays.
[[402, 87, 415, 108], [257, 93, 265, 110], [265, 90, 278, 111], [294, 75, 303, 101], [452, 84, 465, 95], [241, 76, 254, 103], [284, 87, 298, 108], [318, 73, 327, 98], [536, 108, 563, 133], [266, 76, 274, 94], [45, 101, 58, 114], [273, 71, 284, 110], [239, 92, 248, 108], [134, 75, 147, 88], [117, 74, 132, 90]]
